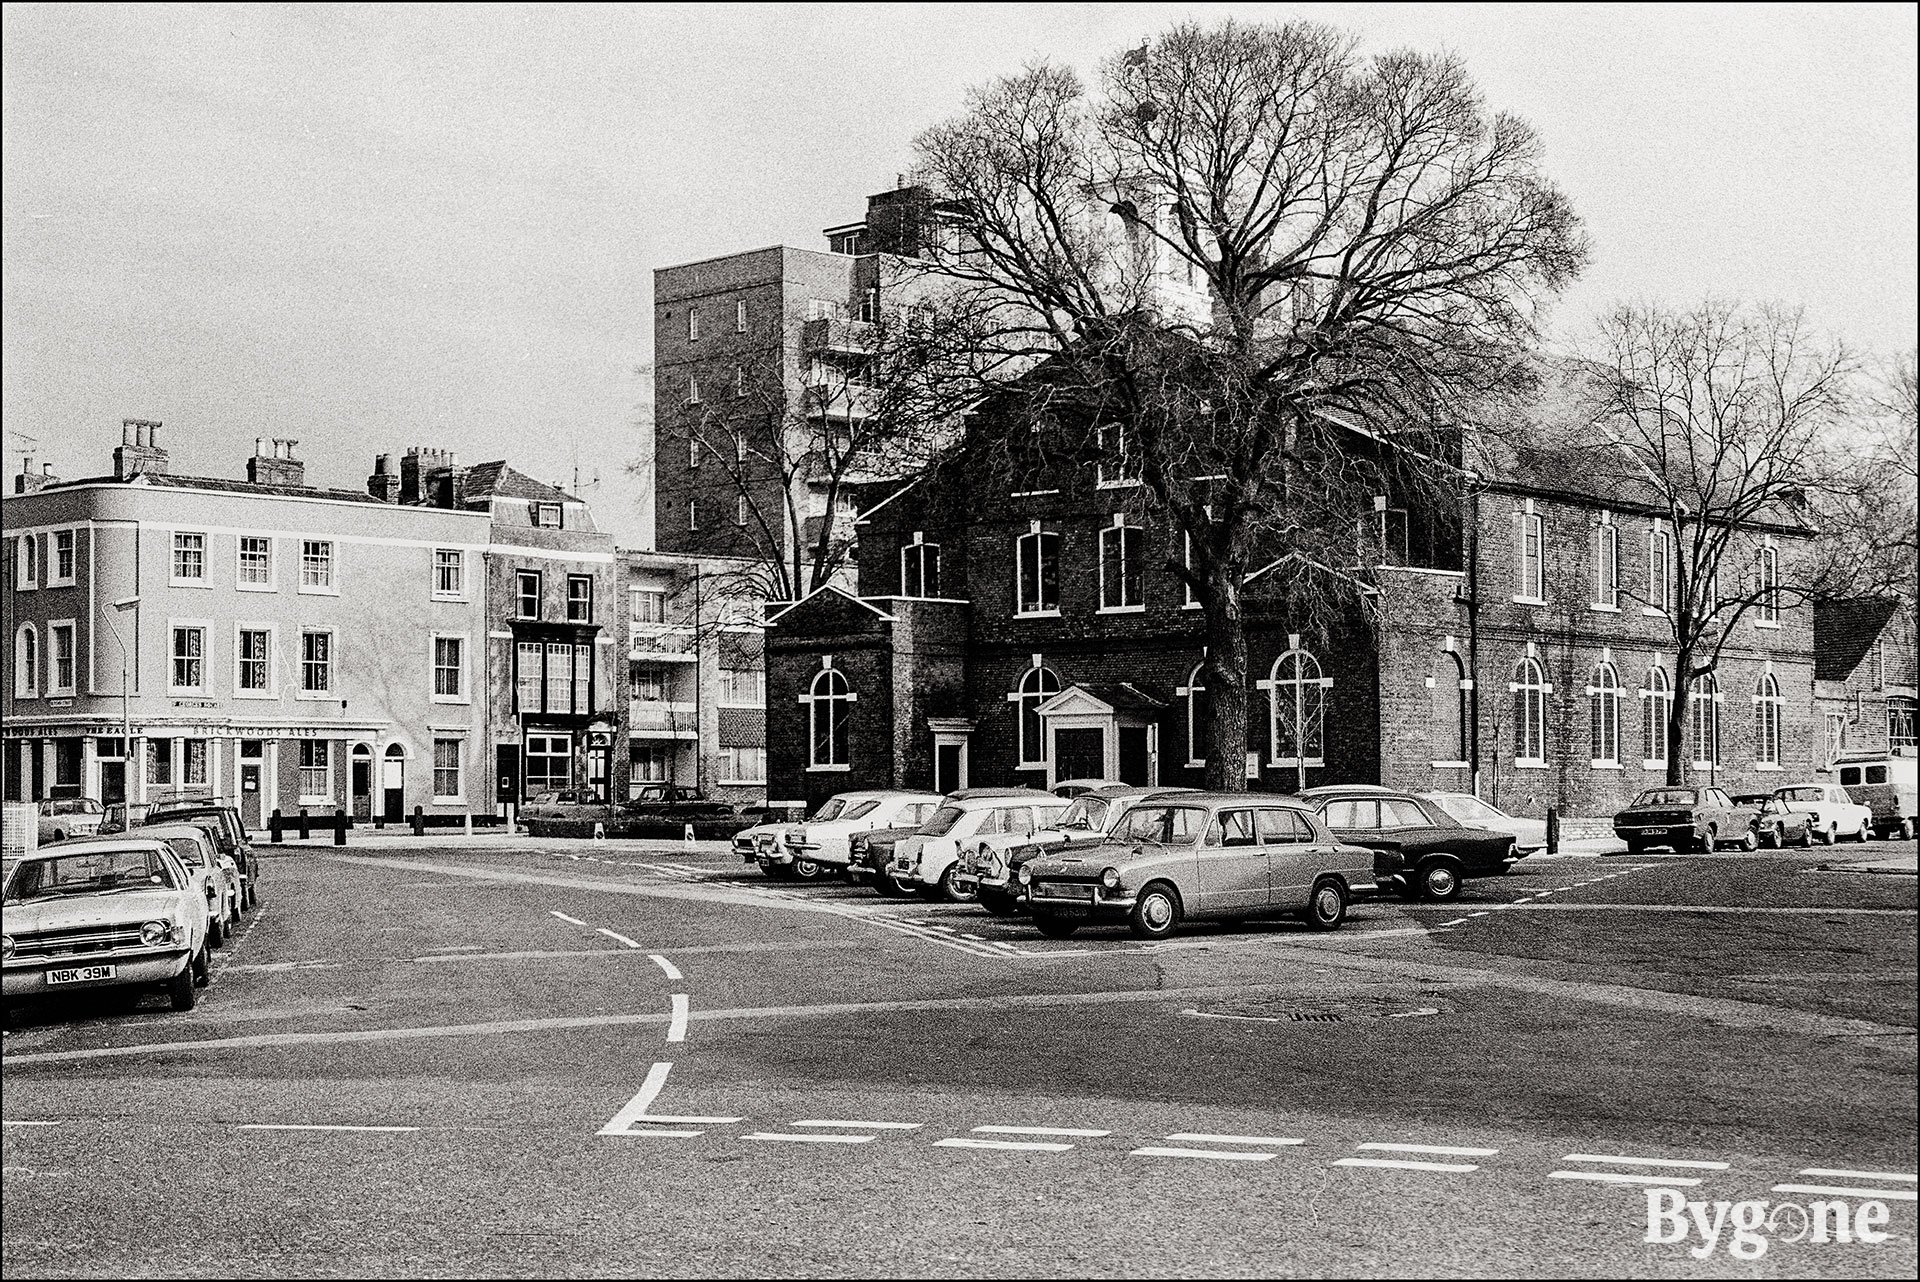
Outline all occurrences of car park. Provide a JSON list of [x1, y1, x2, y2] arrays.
[[847, 823, 926, 896], [1303, 786, 1518, 901], [1612, 787, 1762, 853], [887, 790, 1069, 901], [1770, 783, 1876, 845], [3, 837, 211, 1013], [35, 798, 105, 844], [142, 802, 259, 910], [1731, 793, 1815, 849], [135, 823, 241, 947], [1418, 791, 1548, 854], [766, 791, 943, 881], [1831, 754, 1917, 840], [1018, 794, 1386, 940], [956, 785, 1195, 914]]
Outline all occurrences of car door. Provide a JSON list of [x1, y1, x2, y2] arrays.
[[1194, 809, 1269, 914], [1259, 809, 1320, 907]]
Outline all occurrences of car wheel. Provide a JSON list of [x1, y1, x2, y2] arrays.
[[1855, 821, 1873, 844], [1623, 839, 1644, 856], [1737, 828, 1758, 853], [1127, 882, 1182, 940], [936, 864, 971, 903], [1818, 822, 1837, 846], [1417, 858, 1464, 902], [1762, 824, 1782, 850], [168, 964, 198, 1011], [1034, 913, 1080, 939], [1698, 825, 1718, 853], [792, 858, 823, 881], [206, 914, 225, 949], [189, 947, 209, 986], [977, 887, 1018, 917], [1305, 878, 1348, 932], [1898, 818, 1915, 842]]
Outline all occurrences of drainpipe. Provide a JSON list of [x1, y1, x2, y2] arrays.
[[1467, 485, 1483, 798]]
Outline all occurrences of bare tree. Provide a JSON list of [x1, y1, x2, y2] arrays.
[[1578, 300, 1855, 785], [910, 19, 1587, 787], [1807, 348, 1918, 602]]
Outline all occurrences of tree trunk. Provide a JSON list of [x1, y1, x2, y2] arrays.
[[1665, 643, 1692, 787], [1201, 575, 1250, 792]]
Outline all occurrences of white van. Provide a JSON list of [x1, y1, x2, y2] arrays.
[[1831, 752, 1918, 840]]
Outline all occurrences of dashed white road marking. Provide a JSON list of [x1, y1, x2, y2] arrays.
[[1562, 1153, 1729, 1170], [1336, 1157, 1479, 1173], [935, 1137, 1074, 1153], [549, 911, 588, 926], [1549, 1170, 1701, 1187], [792, 1120, 924, 1130], [237, 1124, 418, 1133], [1132, 1146, 1275, 1162], [1165, 1132, 1304, 1146], [973, 1125, 1110, 1138], [1, 1121, 62, 1128], [666, 994, 690, 1043], [596, 1061, 743, 1136], [1772, 1183, 1919, 1202], [1798, 1167, 1917, 1183], [1359, 1142, 1498, 1157], [596, 927, 644, 949], [648, 954, 682, 980], [745, 1132, 874, 1144]]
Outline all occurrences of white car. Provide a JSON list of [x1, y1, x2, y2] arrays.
[[1772, 784, 1876, 845], [136, 823, 242, 948], [770, 791, 944, 881], [1419, 792, 1549, 854], [36, 798, 105, 844], [889, 790, 1071, 901]]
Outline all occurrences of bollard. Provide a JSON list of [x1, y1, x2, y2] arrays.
[[592, 821, 606, 840], [411, 804, 424, 837], [298, 807, 311, 840], [374, 806, 384, 829], [270, 808, 283, 845], [463, 811, 473, 837], [333, 808, 347, 846], [683, 822, 695, 847], [505, 802, 517, 835], [1546, 805, 1560, 855]]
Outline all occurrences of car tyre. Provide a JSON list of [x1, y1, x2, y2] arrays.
[[936, 864, 970, 903], [792, 858, 824, 881], [1762, 824, 1782, 850], [1392, 878, 1421, 900], [1697, 825, 1718, 853], [1305, 878, 1348, 932], [1898, 818, 1915, 842], [1623, 839, 1645, 856], [1818, 822, 1837, 846], [977, 887, 1018, 917], [1034, 913, 1080, 939], [1737, 828, 1758, 853], [1854, 821, 1873, 844], [1417, 857, 1464, 902], [1128, 882, 1182, 940], [168, 963, 198, 1011], [206, 914, 225, 949]]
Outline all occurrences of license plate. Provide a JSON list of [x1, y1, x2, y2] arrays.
[[1033, 883, 1094, 901], [46, 964, 116, 986]]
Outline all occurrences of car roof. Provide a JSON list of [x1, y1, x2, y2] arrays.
[[948, 790, 1065, 809], [1081, 784, 1199, 800], [1298, 784, 1397, 796], [1053, 777, 1118, 789], [1128, 792, 1313, 810], [834, 790, 942, 803], [944, 788, 1054, 801], [14, 836, 173, 861], [136, 822, 217, 843]]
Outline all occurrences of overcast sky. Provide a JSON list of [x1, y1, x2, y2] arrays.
[[4, 3, 1915, 547]]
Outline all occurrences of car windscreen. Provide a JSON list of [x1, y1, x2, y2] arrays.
[[1060, 797, 1109, 831], [1633, 789, 1698, 807], [812, 798, 848, 823], [841, 800, 880, 822], [7, 849, 181, 900], [1774, 787, 1825, 802], [1118, 805, 1207, 846], [160, 837, 209, 868], [919, 805, 966, 837]]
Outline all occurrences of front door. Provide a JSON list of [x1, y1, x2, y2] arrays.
[[382, 747, 405, 823], [239, 764, 263, 829], [1117, 726, 1151, 786], [935, 743, 963, 794], [1194, 808, 1269, 913], [1054, 727, 1105, 783], [100, 761, 126, 806], [351, 750, 373, 820]]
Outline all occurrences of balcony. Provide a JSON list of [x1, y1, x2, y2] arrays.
[[802, 381, 876, 422], [801, 317, 875, 355], [630, 700, 698, 739], [628, 623, 697, 662]]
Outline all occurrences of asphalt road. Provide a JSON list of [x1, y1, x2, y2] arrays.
[[4, 836, 1916, 1278]]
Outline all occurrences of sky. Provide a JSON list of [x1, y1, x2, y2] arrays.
[[4, 3, 1915, 548]]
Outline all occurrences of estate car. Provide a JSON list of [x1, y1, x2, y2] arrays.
[[1304, 787, 1519, 901]]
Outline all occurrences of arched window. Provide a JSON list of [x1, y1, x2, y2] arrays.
[[1589, 661, 1624, 766], [1268, 649, 1327, 768], [1642, 663, 1671, 765], [14, 624, 37, 698], [1511, 656, 1549, 764], [808, 666, 853, 768], [1753, 672, 1783, 766], [1014, 666, 1061, 766], [1689, 672, 1721, 767], [1180, 662, 1210, 768], [1429, 650, 1467, 764]]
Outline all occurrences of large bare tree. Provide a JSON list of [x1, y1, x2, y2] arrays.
[[909, 19, 1587, 787], [1579, 300, 1854, 785], [1808, 349, 1918, 602]]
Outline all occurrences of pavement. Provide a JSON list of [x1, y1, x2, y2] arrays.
[[4, 835, 1915, 1277]]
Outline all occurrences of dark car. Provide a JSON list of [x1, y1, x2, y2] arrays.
[[140, 801, 259, 909], [846, 825, 921, 896], [1730, 793, 1814, 849], [1301, 787, 1518, 902], [621, 784, 737, 821], [1612, 786, 1761, 854]]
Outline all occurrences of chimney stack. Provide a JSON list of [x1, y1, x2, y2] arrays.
[[14, 454, 59, 495], [367, 452, 401, 502], [246, 436, 306, 488], [113, 419, 168, 480]]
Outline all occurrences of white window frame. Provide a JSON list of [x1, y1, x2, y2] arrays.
[[1641, 663, 1672, 770], [13, 623, 39, 698], [1647, 520, 1675, 616], [1095, 423, 1141, 489], [515, 640, 543, 713], [1592, 513, 1619, 611], [718, 667, 766, 709], [1179, 662, 1208, 769], [431, 633, 469, 704], [630, 588, 667, 625], [181, 738, 210, 788], [1752, 671, 1784, 768], [1756, 542, 1780, 627], [47, 619, 78, 696], [1689, 672, 1723, 769], [236, 534, 275, 592], [1514, 504, 1546, 604], [1014, 525, 1060, 618], [298, 627, 336, 699], [719, 745, 767, 785], [1098, 516, 1145, 613], [535, 503, 563, 529], [1011, 665, 1061, 767], [233, 623, 278, 700], [1587, 660, 1623, 767], [688, 373, 701, 405], [687, 499, 701, 531], [804, 664, 856, 771], [432, 548, 465, 600], [168, 620, 211, 696], [1509, 654, 1550, 768], [298, 538, 337, 594], [14, 534, 37, 590], [736, 495, 749, 527], [1264, 647, 1331, 769], [689, 435, 703, 469], [48, 529, 76, 587], [298, 739, 334, 805], [687, 304, 700, 341], [171, 531, 208, 586], [566, 575, 595, 623], [515, 570, 542, 620], [431, 737, 466, 803], [735, 299, 748, 333], [900, 532, 941, 599]]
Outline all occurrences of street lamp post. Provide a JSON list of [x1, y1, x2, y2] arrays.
[[102, 595, 140, 803]]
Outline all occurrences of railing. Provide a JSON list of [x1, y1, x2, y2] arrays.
[[801, 317, 875, 355]]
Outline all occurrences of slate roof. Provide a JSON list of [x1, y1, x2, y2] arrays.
[[459, 461, 581, 504], [45, 473, 385, 504], [1813, 597, 1902, 681]]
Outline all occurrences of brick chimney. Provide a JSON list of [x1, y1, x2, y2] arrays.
[[367, 453, 401, 502], [113, 419, 168, 480], [246, 437, 306, 487], [399, 446, 451, 505], [425, 451, 466, 509], [13, 456, 57, 495]]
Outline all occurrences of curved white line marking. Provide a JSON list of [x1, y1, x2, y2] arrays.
[[648, 954, 682, 980], [596, 927, 643, 949], [666, 994, 689, 1043], [549, 911, 588, 926]]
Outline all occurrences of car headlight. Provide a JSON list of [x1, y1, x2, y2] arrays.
[[1, 934, 13, 960], [1100, 867, 1120, 890], [140, 920, 174, 945], [1017, 865, 1033, 885]]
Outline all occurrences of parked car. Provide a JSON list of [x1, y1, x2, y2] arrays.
[[1019, 794, 1387, 940], [2, 837, 211, 1012], [1731, 794, 1815, 849], [956, 785, 1196, 914], [1303, 787, 1518, 901], [1050, 778, 1117, 800], [847, 824, 926, 897], [1418, 792, 1548, 854], [35, 798, 105, 845], [521, 790, 615, 819], [621, 784, 737, 822], [135, 823, 241, 947], [98, 802, 154, 836], [766, 791, 944, 881], [888, 790, 1071, 901], [1611, 787, 1762, 853], [1831, 754, 1918, 840], [1770, 783, 1876, 845], [142, 802, 258, 910], [733, 819, 789, 868]]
